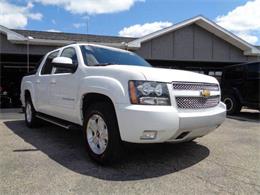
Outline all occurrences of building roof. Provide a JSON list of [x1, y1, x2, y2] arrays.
[[0, 25, 135, 47], [128, 15, 260, 56], [12, 29, 135, 44], [1, 16, 260, 56]]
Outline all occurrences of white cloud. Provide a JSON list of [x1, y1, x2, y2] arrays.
[[35, 0, 144, 15], [236, 32, 258, 45], [73, 23, 86, 29], [46, 29, 61, 32], [0, 0, 43, 29], [28, 13, 43, 20], [119, 21, 173, 37], [216, 0, 260, 45]]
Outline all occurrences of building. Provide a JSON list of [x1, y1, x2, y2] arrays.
[[1, 16, 260, 107], [131, 16, 260, 73]]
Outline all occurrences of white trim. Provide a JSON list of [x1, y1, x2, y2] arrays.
[[128, 16, 260, 56], [128, 16, 201, 48], [11, 38, 73, 46], [0, 25, 26, 41]]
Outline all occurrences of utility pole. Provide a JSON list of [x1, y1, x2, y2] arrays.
[[27, 36, 34, 73]]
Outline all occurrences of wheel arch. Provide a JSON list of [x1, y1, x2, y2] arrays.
[[222, 87, 243, 105], [22, 81, 37, 109], [81, 92, 116, 116], [24, 89, 31, 99], [80, 92, 122, 138]]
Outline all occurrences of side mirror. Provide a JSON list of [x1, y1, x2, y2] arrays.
[[51, 57, 77, 72]]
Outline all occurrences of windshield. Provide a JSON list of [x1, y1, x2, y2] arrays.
[[80, 45, 151, 67]]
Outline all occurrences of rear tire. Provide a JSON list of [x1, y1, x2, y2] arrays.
[[83, 102, 122, 164], [222, 94, 241, 115], [25, 97, 39, 128]]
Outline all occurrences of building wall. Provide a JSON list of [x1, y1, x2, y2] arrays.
[[136, 24, 254, 63], [1, 29, 259, 62], [0, 33, 58, 55]]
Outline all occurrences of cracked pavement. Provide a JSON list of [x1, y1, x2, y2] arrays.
[[0, 109, 259, 194]]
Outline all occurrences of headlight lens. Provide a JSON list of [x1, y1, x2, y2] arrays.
[[129, 81, 171, 105]]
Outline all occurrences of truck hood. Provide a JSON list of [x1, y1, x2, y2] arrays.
[[109, 65, 218, 84]]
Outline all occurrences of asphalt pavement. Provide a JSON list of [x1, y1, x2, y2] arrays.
[[0, 109, 259, 194]]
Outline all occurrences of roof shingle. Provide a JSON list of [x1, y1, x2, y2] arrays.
[[12, 29, 136, 44]]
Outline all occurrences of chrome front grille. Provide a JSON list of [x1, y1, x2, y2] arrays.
[[176, 96, 220, 109], [172, 82, 219, 91]]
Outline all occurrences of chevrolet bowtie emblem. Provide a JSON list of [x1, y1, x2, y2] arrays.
[[201, 89, 210, 97]]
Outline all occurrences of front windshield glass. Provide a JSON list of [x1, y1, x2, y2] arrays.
[[80, 45, 151, 67]]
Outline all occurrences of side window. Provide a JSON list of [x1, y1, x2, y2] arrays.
[[35, 56, 44, 71], [55, 47, 78, 74], [247, 63, 260, 79], [224, 65, 245, 80], [41, 51, 59, 75]]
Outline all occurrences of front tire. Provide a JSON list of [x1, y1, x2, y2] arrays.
[[83, 102, 122, 164], [222, 94, 241, 115], [25, 98, 39, 128]]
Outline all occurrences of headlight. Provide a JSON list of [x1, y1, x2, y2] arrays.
[[128, 81, 171, 105]]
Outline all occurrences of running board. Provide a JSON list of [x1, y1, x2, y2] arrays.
[[36, 113, 80, 130]]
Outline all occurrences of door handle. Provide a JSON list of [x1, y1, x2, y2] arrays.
[[50, 80, 56, 84], [36, 79, 40, 84]]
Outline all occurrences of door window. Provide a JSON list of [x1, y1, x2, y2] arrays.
[[41, 51, 59, 75], [224, 66, 244, 80], [54, 47, 78, 74], [247, 63, 260, 79]]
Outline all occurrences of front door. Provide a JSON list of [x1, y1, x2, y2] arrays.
[[48, 47, 79, 123]]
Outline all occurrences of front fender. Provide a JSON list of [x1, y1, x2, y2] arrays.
[[76, 76, 127, 124], [222, 87, 242, 103], [79, 76, 127, 103]]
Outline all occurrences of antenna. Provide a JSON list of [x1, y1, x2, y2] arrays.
[[86, 15, 89, 42]]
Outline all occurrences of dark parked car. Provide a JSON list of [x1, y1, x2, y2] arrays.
[[0, 86, 12, 108], [221, 62, 260, 114]]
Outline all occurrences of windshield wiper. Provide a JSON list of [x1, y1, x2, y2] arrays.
[[92, 63, 115, 66]]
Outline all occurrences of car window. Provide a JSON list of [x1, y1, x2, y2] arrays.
[[247, 63, 260, 79], [224, 65, 244, 80], [35, 56, 44, 71], [41, 51, 59, 75], [80, 45, 151, 67], [54, 47, 78, 74]]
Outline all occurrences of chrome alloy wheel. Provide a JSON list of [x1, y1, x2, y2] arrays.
[[26, 102, 32, 123], [86, 114, 108, 155]]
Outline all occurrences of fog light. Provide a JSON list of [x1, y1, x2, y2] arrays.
[[140, 130, 157, 140]]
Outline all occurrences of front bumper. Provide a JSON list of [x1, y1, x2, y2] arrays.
[[115, 102, 226, 143]]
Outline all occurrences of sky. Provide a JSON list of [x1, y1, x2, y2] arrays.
[[0, 0, 260, 45]]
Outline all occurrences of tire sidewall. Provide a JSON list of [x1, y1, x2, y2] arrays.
[[223, 94, 241, 115], [83, 103, 121, 164], [25, 98, 37, 128]]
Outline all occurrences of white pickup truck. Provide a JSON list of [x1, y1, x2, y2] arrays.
[[21, 43, 226, 164]]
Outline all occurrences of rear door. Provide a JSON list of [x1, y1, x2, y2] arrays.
[[35, 51, 59, 114]]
